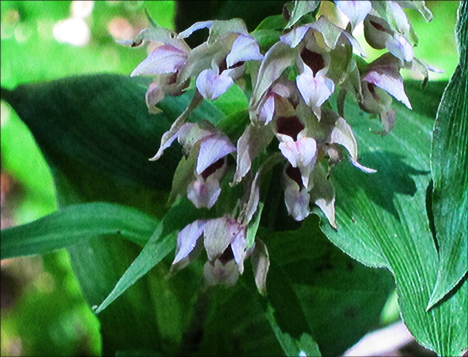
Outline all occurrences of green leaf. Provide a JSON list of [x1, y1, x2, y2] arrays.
[[428, 1, 468, 309], [1, 73, 226, 355], [263, 216, 394, 356], [0, 202, 158, 260], [319, 80, 467, 356], [265, 303, 321, 357], [1, 74, 225, 191], [94, 198, 202, 314]]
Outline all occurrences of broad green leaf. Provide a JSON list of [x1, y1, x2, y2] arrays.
[[1, 74, 225, 191], [428, 1, 468, 309], [0, 202, 157, 259], [262, 216, 394, 356], [94, 198, 201, 314], [319, 80, 467, 356]]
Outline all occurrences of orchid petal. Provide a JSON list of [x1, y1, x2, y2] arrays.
[[226, 34, 263, 68], [280, 25, 310, 48], [279, 136, 317, 187], [386, 34, 414, 62], [336, 1, 372, 30], [150, 91, 204, 161], [310, 163, 336, 228], [177, 20, 214, 39], [203, 259, 239, 287], [362, 67, 412, 109], [284, 180, 311, 221], [250, 41, 296, 111], [258, 93, 276, 125], [234, 124, 275, 183], [296, 65, 335, 110], [196, 69, 234, 100], [196, 134, 235, 174], [187, 176, 222, 209], [145, 82, 165, 114], [230, 226, 247, 273], [251, 240, 269, 295], [328, 113, 358, 160], [204, 218, 234, 261], [131, 45, 187, 76], [173, 220, 208, 264]]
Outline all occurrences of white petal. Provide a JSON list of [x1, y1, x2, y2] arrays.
[[280, 25, 310, 48], [234, 124, 275, 183], [226, 34, 263, 68], [204, 218, 233, 261], [196, 69, 234, 100], [230, 226, 247, 274], [196, 134, 235, 174], [173, 220, 208, 264], [279, 137, 317, 188], [284, 183, 311, 221], [258, 94, 276, 125], [131, 44, 187, 76], [336, 0, 372, 30], [296, 65, 335, 108], [187, 177, 222, 209], [386, 34, 414, 62], [177, 20, 214, 39], [250, 41, 296, 110], [203, 259, 239, 287], [362, 68, 412, 109]]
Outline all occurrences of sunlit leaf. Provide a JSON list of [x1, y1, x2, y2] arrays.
[[319, 80, 467, 356], [428, 1, 468, 309]]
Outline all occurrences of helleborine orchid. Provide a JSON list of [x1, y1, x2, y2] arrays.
[[125, 0, 436, 290]]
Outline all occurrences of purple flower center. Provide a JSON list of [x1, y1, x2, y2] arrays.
[[218, 245, 235, 264], [219, 58, 244, 73], [300, 48, 325, 75], [277, 115, 304, 140], [201, 158, 225, 180], [370, 20, 386, 32]]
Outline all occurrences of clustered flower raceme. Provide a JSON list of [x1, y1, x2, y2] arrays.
[[125, 0, 436, 293]]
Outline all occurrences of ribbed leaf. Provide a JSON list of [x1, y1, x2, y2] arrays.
[[428, 1, 468, 309], [0, 74, 224, 191], [319, 80, 467, 356], [0, 202, 157, 260]]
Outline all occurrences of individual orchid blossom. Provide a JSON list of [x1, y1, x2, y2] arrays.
[[195, 33, 263, 100], [168, 121, 236, 209], [172, 216, 249, 286], [275, 115, 318, 189], [363, 14, 414, 62], [127, 29, 192, 113]]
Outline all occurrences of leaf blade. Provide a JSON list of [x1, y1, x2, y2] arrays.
[[428, 1, 468, 308], [1, 202, 158, 259]]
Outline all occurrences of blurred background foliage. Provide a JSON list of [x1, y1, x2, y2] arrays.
[[0, 1, 459, 356]]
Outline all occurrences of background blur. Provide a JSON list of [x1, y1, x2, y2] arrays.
[[0, 1, 460, 356]]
